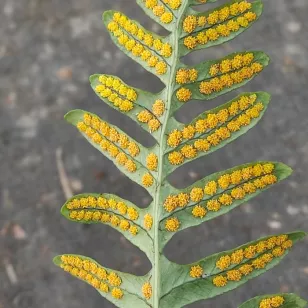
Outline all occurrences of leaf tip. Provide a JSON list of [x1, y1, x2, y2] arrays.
[[64, 109, 84, 125], [255, 0, 264, 12], [102, 10, 114, 23], [53, 255, 62, 266], [64, 110, 76, 122], [289, 230, 307, 242], [274, 162, 293, 179], [64, 112, 70, 120], [298, 231, 307, 239], [60, 202, 69, 217], [263, 53, 271, 66], [89, 74, 98, 83], [258, 91, 271, 101]]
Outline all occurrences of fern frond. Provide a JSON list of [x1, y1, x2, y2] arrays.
[[55, 0, 307, 307]]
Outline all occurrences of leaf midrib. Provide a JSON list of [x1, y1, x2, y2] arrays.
[[153, 2, 189, 308]]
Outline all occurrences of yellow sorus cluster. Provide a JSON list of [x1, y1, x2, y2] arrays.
[[259, 296, 285, 308], [163, 163, 276, 213], [111, 288, 125, 299], [213, 238, 293, 287], [199, 62, 263, 96], [176, 68, 198, 84], [177, 61, 262, 102], [81, 113, 140, 157], [111, 12, 173, 58], [183, 1, 252, 34], [60, 255, 124, 299], [167, 94, 257, 147], [165, 217, 180, 232], [66, 196, 139, 218], [146, 153, 158, 171], [163, 192, 190, 212], [192, 173, 277, 217], [95, 75, 137, 112], [176, 87, 192, 102], [143, 213, 153, 230], [192, 205, 207, 218], [152, 99, 165, 117], [182, 15, 207, 34], [69, 210, 139, 235], [66, 196, 139, 230], [216, 235, 291, 271], [80, 124, 137, 172], [162, 0, 182, 10], [143, 0, 175, 24], [183, 11, 257, 50], [77, 114, 140, 173], [189, 264, 203, 278], [142, 173, 155, 187], [168, 102, 264, 165], [142, 282, 152, 299], [137, 110, 161, 132], [108, 14, 171, 75], [209, 53, 255, 76], [212, 163, 275, 192]]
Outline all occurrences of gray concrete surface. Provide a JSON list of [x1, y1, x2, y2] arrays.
[[0, 0, 307, 307]]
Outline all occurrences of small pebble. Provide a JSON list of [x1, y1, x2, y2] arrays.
[[267, 220, 282, 229]]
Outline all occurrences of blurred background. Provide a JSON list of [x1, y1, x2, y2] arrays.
[[0, 0, 307, 307]]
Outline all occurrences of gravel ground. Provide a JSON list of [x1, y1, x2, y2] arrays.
[[0, 0, 307, 307]]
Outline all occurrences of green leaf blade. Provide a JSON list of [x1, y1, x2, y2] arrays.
[[179, 0, 263, 56], [165, 92, 271, 175], [159, 232, 306, 308], [173, 51, 269, 106], [60, 193, 154, 261], [53, 254, 151, 308], [160, 161, 292, 244], [103, 10, 172, 84], [65, 109, 159, 194], [239, 293, 308, 308], [171, 51, 270, 113], [189, 0, 218, 6], [136, 0, 177, 32], [89, 74, 164, 141]]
